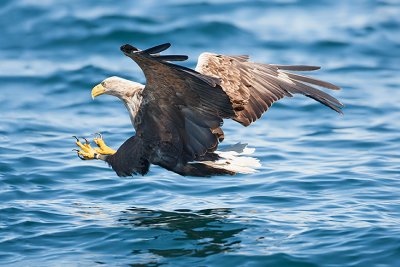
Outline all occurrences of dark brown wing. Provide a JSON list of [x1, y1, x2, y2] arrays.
[[119, 43, 235, 172], [196, 53, 343, 126]]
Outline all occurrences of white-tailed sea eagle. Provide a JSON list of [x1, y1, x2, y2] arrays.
[[74, 43, 343, 177]]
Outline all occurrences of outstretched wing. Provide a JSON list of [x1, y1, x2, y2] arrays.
[[120, 43, 235, 169], [196, 53, 343, 126]]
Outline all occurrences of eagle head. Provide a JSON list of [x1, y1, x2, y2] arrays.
[[91, 76, 144, 100]]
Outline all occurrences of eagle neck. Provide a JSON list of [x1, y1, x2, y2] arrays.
[[122, 91, 143, 127]]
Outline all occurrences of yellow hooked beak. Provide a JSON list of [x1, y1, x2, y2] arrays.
[[91, 84, 106, 99]]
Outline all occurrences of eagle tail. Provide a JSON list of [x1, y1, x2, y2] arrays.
[[204, 143, 261, 175], [176, 143, 260, 177]]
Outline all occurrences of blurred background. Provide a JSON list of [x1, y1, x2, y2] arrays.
[[1, 0, 399, 266]]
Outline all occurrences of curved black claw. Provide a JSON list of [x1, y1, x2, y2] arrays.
[[72, 149, 85, 160], [93, 132, 103, 139], [73, 136, 88, 144]]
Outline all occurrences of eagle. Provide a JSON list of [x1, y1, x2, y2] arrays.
[[74, 43, 343, 177]]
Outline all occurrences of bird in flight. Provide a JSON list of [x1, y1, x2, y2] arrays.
[[74, 43, 343, 177]]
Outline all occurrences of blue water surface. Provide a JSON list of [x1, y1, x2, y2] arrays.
[[1, 0, 400, 266]]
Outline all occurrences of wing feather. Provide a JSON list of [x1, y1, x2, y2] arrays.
[[271, 65, 320, 71], [142, 43, 171, 54], [196, 53, 343, 126], [282, 72, 340, 90], [154, 55, 189, 61]]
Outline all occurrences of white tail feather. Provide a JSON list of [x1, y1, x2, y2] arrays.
[[202, 143, 261, 174]]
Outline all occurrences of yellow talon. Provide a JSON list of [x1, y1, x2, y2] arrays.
[[73, 134, 116, 161], [75, 140, 92, 152], [93, 137, 116, 155], [77, 150, 96, 160], [74, 136, 97, 160]]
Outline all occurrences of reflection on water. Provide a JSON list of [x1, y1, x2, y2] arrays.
[[119, 207, 245, 262]]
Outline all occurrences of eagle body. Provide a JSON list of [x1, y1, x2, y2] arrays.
[[86, 43, 343, 177]]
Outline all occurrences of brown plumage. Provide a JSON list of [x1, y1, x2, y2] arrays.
[[89, 43, 343, 177], [195, 53, 342, 126]]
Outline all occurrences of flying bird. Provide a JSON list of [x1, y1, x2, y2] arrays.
[[74, 43, 343, 177]]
